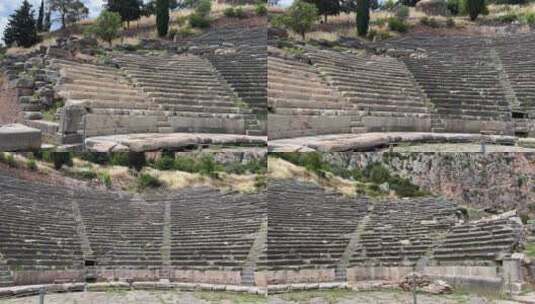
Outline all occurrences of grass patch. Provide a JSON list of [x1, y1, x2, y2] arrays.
[[524, 243, 535, 257], [42, 99, 64, 122], [98, 172, 112, 189], [26, 159, 37, 171], [136, 173, 162, 191]]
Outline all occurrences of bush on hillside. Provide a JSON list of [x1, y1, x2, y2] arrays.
[[51, 153, 73, 170], [395, 5, 410, 20], [89, 10, 122, 47], [388, 17, 409, 32], [189, 13, 210, 28], [235, 6, 246, 18], [224, 7, 237, 17], [127, 153, 146, 171], [26, 159, 37, 171], [154, 155, 175, 170], [99, 172, 112, 188], [464, 0, 486, 20], [447, 0, 460, 14], [195, 0, 212, 17], [255, 2, 268, 15], [137, 173, 162, 190]]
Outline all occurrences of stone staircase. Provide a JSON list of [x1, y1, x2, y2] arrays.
[[335, 212, 372, 281], [241, 219, 267, 285]]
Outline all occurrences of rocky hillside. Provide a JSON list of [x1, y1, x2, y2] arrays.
[[325, 153, 535, 215]]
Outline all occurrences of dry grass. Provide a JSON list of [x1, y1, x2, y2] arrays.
[[6, 37, 55, 56], [268, 157, 357, 197]]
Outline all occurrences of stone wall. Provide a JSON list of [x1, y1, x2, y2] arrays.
[[0, 75, 23, 124]]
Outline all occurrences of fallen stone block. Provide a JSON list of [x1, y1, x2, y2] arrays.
[[0, 124, 41, 151]]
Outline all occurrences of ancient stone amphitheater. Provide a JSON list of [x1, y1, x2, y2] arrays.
[[268, 32, 535, 149], [0, 26, 267, 151], [0, 168, 528, 296]]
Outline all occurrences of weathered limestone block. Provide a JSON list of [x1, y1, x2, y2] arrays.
[[0, 124, 41, 151], [59, 105, 86, 135]]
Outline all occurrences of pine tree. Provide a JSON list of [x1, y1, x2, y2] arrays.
[[107, 0, 142, 28], [304, 0, 341, 23], [356, 0, 369, 36], [37, 0, 45, 32], [3, 0, 40, 48], [156, 0, 169, 37]]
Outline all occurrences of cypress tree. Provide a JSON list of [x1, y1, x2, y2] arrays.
[[37, 0, 45, 32], [356, 0, 369, 36], [3, 0, 40, 48], [44, 7, 52, 31], [465, 0, 485, 20], [156, 0, 169, 37]]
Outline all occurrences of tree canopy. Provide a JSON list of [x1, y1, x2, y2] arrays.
[[3, 0, 40, 48], [272, 0, 319, 40], [90, 10, 122, 47], [106, 0, 142, 27], [49, 0, 89, 29]]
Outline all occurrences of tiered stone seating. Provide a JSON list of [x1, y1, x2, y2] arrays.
[[191, 27, 267, 47], [204, 46, 267, 114], [113, 53, 258, 135], [168, 188, 266, 272], [77, 193, 165, 269], [305, 47, 432, 132], [53, 58, 160, 138], [267, 180, 368, 271], [0, 173, 84, 275], [268, 51, 362, 139], [433, 217, 522, 262], [494, 34, 535, 116], [350, 198, 458, 266]]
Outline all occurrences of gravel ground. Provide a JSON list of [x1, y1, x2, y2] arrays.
[[0, 290, 524, 304]]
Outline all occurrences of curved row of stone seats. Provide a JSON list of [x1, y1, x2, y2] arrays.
[[494, 34, 535, 116], [191, 27, 267, 47], [350, 198, 459, 267], [203, 45, 267, 114], [113, 53, 258, 135], [77, 193, 165, 269], [167, 188, 266, 271], [267, 180, 368, 271], [267, 51, 362, 139], [304, 47, 432, 132], [433, 217, 522, 263], [0, 173, 84, 285], [399, 44, 512, 134], [50, 58, 162, 138]]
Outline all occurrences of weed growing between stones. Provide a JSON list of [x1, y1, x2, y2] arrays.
[[136, 173, 162, 190]]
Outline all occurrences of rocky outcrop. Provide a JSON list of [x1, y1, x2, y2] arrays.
[[326, 153, 535, 214]]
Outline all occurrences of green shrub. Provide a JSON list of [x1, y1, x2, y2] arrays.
[[447, 0, 460, 15], [76, 169, 98, 180], [465, 0, 486, 20], [189, 13, 210, 28], [388, 17, 409, 32], [365, 162, 391, 184], [194, 155, 223, 176], [79, 153, 111, 165], [195, 0, 212, 17], [389, 175, 427, 197], [177, 26, 195, 38], [89, 10, 122, 47], [235, 6, 246, 18], [127, 153, 146, 171], [384, 0, 396, 10], [26, 159, 37, 171], [373, 17, 387, 26], [420, 16, 440, 27], [255, 2, 267, 16], [224, 7, 236, 17], [154, 155, 175, 170], [174, 156, 197, 172], [4, 154, 17, 167], [110, 153, 130, 167], [137, 173, 162, 190], [497, 12, 518, 22], [395, 5, 410, 20], [367, 28, 392, 40], [51, 153, 73, 170], [99, 172, 112, 189], [524, 12, 535, 25]]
